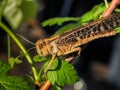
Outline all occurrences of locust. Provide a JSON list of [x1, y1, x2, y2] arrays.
[[35, 13, 120, 74]]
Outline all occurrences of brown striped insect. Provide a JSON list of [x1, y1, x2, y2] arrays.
[[35, 13, 120, 74]]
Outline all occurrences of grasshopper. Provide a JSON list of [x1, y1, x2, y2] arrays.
[[35, 13, 120, 74]]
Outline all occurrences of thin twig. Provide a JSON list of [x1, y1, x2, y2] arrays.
[[102, 0, 120, 17], [40, 80, 51, 90]]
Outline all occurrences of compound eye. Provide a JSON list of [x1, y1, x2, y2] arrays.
[[39, 43, 43, 49]]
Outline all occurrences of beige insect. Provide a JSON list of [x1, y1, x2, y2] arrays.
[[35, 13, 120, 74]]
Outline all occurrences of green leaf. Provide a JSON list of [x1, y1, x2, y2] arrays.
[[33, 55, 49, 62], [42, 17, 80, 27], [53, 3, 106, 35], [0, 0, 8, 22], [43, 58, 79, 86], [80, 3, 106, 23], [115, 8, 120, 12], [42, 3, 106, 28], [0, 60, 32, 90], [115, 26, 120, 33], [2, 0, 38, 29], [0, 60, 11, 76], [9, 57, 22, 68], [0, 76, 31, 90]]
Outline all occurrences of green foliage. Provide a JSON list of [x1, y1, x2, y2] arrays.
[[33, 55, 49, 62], [0, 76, 31, 90], [0, 60, 32, 90], [43, 58, 79, 86], [0, 0, 38, 29], [0, 60, 11, 76], [42, 3, 106, 36], [0, 0, 38, 88], [0, 0, 8, 22], [54, 3, 120, 35], [9, 57, 22, 68], [42, 17, 80, 27], [115, 8, 120, 12], [115, 27, 120, 33], [79, 3, 106, 23]]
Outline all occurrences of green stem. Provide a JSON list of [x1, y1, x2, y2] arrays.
[[0, 22, 38, 82], [7, 35, 11, 63], [104, 0, 109, 8]]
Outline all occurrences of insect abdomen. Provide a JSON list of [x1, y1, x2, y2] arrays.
[[58, 13, 120, 44]]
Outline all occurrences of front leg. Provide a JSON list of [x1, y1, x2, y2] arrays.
[[44, 54, 56, 75]]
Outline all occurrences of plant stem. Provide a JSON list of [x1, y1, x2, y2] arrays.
[[7, 35, 11, 63], [102, 0, 120, 17], [0, 22, 38, 82], [104, 0, 109, 8]]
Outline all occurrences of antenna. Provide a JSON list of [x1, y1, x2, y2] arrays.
[[17, 34, 35, 45]]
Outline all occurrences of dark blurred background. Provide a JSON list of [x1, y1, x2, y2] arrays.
[[0, 0, 120, 90]]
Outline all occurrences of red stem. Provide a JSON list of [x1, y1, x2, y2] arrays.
[[102, 0, 120, 17], [40, 80, 51, 90]]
